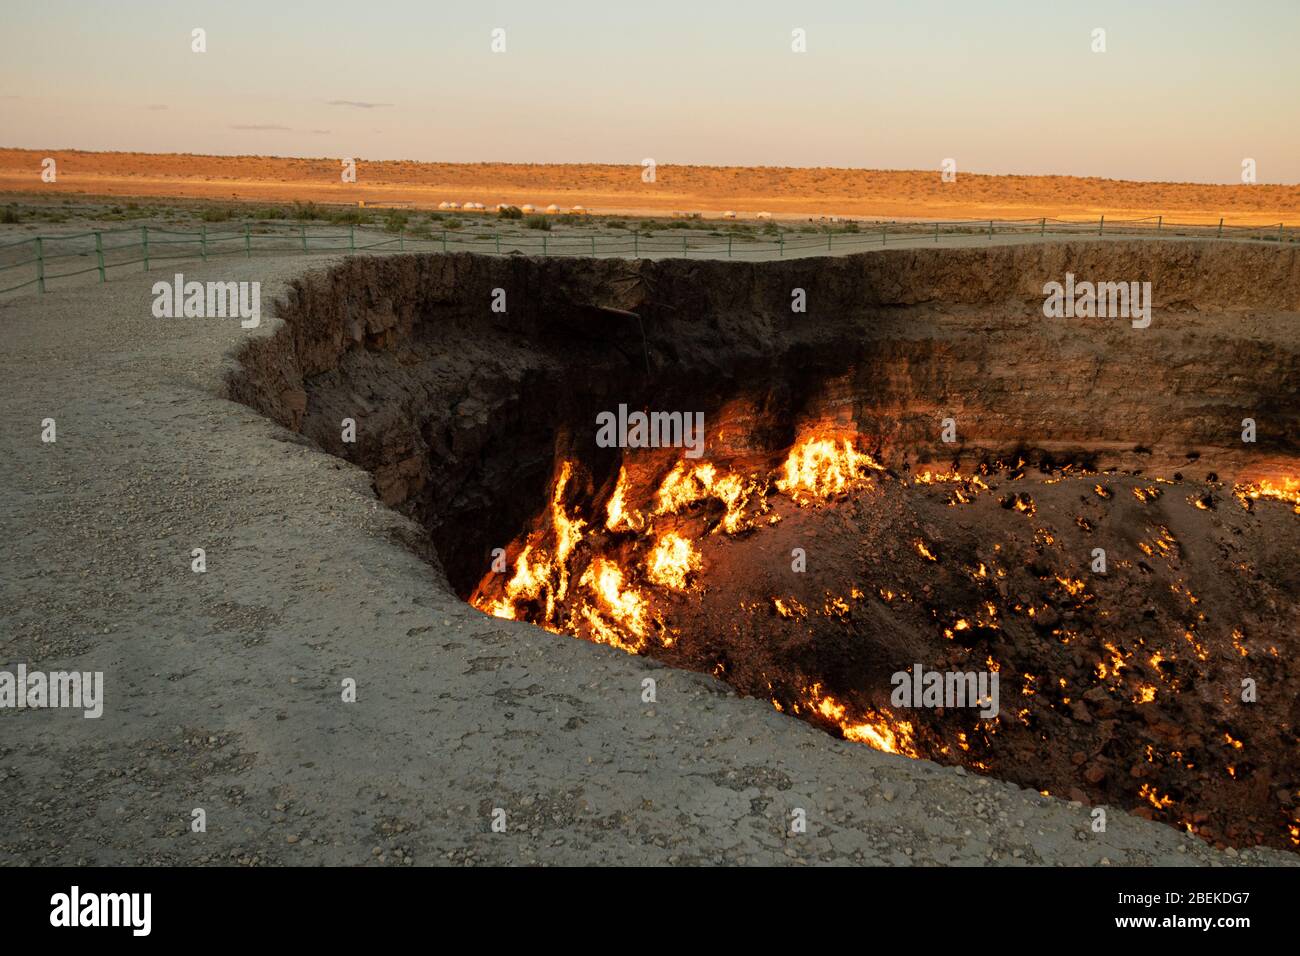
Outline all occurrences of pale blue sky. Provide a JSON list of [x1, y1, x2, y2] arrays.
[[2, 0, 1296, 183]]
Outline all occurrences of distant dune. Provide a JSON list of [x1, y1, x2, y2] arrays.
[[2, 148, 1297, 225]]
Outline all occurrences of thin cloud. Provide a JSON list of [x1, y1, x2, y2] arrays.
[[327, 99, 393, 109]]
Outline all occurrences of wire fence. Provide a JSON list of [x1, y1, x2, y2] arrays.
[[1, 215, 1295, 296]]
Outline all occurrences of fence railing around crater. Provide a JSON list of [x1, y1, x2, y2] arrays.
[[1, 215, 1294, 295]]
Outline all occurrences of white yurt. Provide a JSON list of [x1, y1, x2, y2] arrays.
[[446, 202, 460, 210], [545, 204, 560, 214], [521, 204, 535, 214], [722, 210, 736, 219], [756, 211, 772, 219], [571, 205, 586, 215], [438, 201, 451, 210]]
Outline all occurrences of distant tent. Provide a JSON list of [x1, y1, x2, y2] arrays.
[[438, 201, 451, 210], [521, 204, 535, 213], [545, 204, 561, 214], [756, 211, 772, 219], [722, 210, 736, 219]]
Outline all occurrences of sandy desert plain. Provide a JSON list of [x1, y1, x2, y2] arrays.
[[4, 147, 1300, 224]]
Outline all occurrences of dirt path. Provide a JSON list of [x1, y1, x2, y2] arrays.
[[0, 250, 1291, 866]]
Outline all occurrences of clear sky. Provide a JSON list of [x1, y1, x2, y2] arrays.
[[2, 0, 1297, 183]]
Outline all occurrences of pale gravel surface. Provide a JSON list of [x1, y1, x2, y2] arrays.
[[1, 249, 1293, 867]]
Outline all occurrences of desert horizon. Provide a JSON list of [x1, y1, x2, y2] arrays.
[[4, 147, 1299, 225]]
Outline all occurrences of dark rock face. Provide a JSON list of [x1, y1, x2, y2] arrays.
[[227, 243, 1300, 851], [227, 243, 1299, 592]]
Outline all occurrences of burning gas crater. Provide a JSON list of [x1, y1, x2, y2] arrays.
[[475, 436, 883, 654], [471, 430, 1300, 852]]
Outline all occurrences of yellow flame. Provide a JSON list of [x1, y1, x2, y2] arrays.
[[1234, 477, 1300, 513], [646, 532, 701, 590], [776, 437, 882, 502], [804, 683, 918, 757]]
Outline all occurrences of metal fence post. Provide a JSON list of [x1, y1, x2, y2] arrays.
[[882, 224, 887, 245], [542, 233, 547, 256], [1098, 215, 1104, 237], [633, 233, 638, 257], [779, 234, 784, 256], [1217, 217, 1224, 238], [244, 223, 251, 258], [495, 231, 500, 254], [399, 232, 404, 252], [442, 230, 447, 253], [1040, 217, 1046, 237], [201, 224, 208, 260], [95, 231, 105, 283], [592, 235, 596, 256], [35, 237, 45, 293], [728, 235, 732, 257], [1157, 216, 1162, 234], [142, 226, 150, 271], [988, 219, 994, 240], [301, 225, 307, 252], [935, 222, 940, 242], [828, 233, 832, 252], [1280, 223, 1285, 243], [682, 235, 687, 257], [349, 224, 355, 251]]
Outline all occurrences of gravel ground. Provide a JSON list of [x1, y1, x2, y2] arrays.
[[0, 250, 1293, 867]]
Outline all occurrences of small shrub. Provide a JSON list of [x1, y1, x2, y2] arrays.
[[444, 217, 463, 230], [497, 205, 523, 220], [0, 206, 21, 224], [524, 216, 551, 231], [384, 210, 410, 233], [200, 207, 232, 222]]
